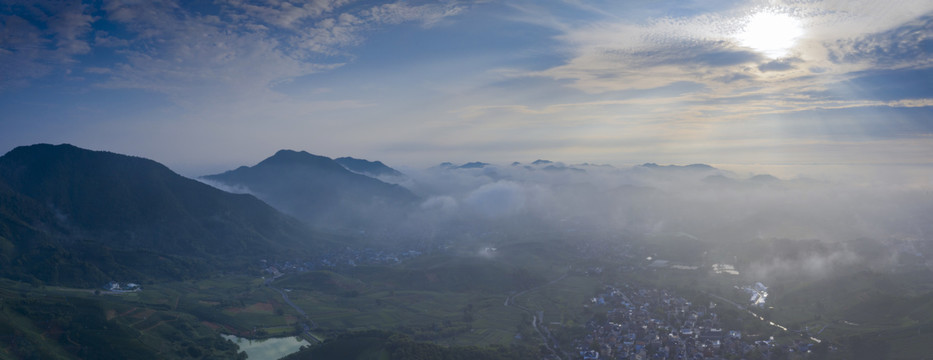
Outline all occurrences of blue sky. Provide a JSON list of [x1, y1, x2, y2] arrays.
[[1, 0, 931, 178]]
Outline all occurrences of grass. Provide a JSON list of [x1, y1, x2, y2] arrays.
[[0, 279, 246, 359], [513, 273, 602, 326]]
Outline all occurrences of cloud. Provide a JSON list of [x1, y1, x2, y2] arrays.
[[364, 1, 465, 27], [527, 1, 933, 100], [94, 0, 329, 95], [464, 181, 529, 217], [386, 158, 933, 251], [529, 9, 757, 93], [197, 177, 255, 195], [0, 0, 94, 88], [220, 0, 350, 30], [746, 249, 860, 280], [420, 195, 459, 213], [3, 0, 930, 172], [826, 15, 933, 68], [434, 1, 931, 167], [758, 57, 801, 72], [2, 0, 468, 95]]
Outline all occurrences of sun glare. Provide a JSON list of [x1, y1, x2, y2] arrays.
[[737, 10, 803, 58]]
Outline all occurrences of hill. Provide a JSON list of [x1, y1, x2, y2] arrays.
[[203, 150, 419, 230], [0, 144, 326, 287]]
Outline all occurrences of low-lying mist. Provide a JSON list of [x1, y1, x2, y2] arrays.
[[386, 162, 930, 241], [356, 161, 932, 278], [201, 157, 932, 279]]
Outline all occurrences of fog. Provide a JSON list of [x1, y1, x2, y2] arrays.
[[199, 157, 932, 279], [326, 160, 932, 280], [383, 162, 930, 242]]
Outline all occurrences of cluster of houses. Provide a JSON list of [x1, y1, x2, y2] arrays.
[[103, 281, 141, 292], [573, 284, 813, 359], [739, 282, 769, 308], [261, 247, 423, 275]]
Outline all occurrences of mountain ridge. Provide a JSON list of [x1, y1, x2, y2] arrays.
[[335, 156, 404, 178], [0, 144, 328, 286], [203, 149, 419, 230]]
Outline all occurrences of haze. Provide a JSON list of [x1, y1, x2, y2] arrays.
[[3, 2, 933, 358]]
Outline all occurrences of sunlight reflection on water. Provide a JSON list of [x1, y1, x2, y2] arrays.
[[222, 334, 309, 360]]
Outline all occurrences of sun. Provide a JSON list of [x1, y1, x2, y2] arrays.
[[737, 10, 803, 58]]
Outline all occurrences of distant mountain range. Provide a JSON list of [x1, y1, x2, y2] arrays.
[[638, 162, 715, 171], [203, 150, 419, 230], [0, 144, 328, 287]]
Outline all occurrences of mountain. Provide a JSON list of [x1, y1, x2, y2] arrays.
[[748, 173, 782, 184], [457, 161, 489, 169], [0, 144, 326, 286], [431, 161, 492, 170], [638, 162, 715, 171], [203, 150, 419, 230], [335, 156, 405, 178]]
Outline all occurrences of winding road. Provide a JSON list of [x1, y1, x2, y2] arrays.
[[268, 283, 320, 343], [504, 272, 569, 360]]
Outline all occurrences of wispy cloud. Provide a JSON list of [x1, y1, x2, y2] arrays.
[[2, 0, 930, 172], [523, 1, 933, 102], [826, 15, 933, 68], [2, 0, 468, 95], [433, 0, 933, 165], [0, 0, 94, 88]]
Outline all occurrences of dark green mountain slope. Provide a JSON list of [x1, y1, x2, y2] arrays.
[[203, 150, 419, 229], [0, 144, 325, 286]]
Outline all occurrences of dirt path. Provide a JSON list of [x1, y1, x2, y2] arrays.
[[139, 316, 177, 332]]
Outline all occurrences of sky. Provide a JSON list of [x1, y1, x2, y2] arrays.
[[1, 0, 932, 179]]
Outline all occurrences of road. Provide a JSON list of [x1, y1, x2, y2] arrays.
[[271, 287, 306, 317], [706, 292, 822, 344], [504, 272, 569, 360], [268, 283, 320, 343]]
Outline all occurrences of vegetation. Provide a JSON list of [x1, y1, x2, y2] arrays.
[[0, 279, 246, 359], [203, 149, 419, 230], [2, 144, 932, 359], [280, 330, 540, 360], [0, 144, 335, 288]]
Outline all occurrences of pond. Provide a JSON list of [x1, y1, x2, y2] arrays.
[[222, 334, 309, 360]]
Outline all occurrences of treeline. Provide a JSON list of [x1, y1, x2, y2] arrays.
[[396, 320, 473, 341], [281, 330, 541, 360], [0, 291, 245, 359]]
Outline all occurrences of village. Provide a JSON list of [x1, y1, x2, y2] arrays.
[[572, 284, 818, 360], [261, 247, 424, 276], [101, 281, 142, 293]]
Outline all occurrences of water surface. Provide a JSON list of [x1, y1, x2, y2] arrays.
[[222, 334, 309, 360]]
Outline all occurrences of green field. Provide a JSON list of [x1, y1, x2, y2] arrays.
[[0, 243, 566, 359]]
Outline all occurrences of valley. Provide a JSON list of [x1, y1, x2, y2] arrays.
[[5, 0, 933, 358], [6, 228, 932, 359], [1, 145, 932, 359]]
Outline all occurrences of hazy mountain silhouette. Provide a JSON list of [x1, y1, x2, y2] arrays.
[[457, 161, 489, 169], [639, 162, 716, 171], [203, 150, 419, 230], [0, 144, 326, 286], [335, 156, 405, 178]]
